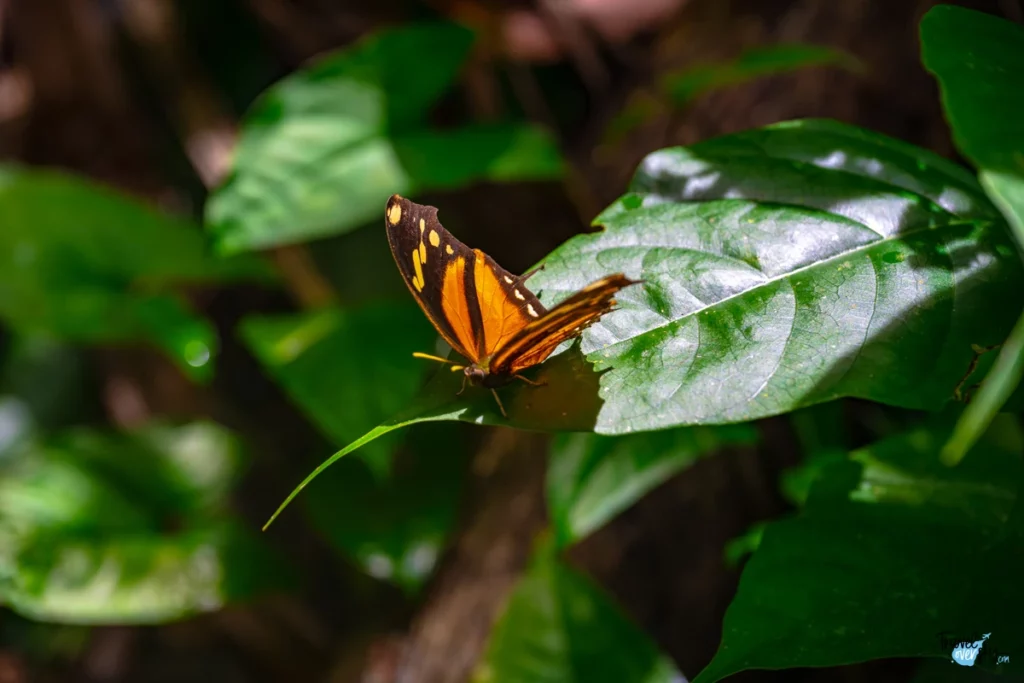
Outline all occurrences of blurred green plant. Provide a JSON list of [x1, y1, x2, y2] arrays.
[[473, 534, 682, 683], [0, 166, 271, 381], [0, 421, 291, 624], [548, 425, 758, 548], [206, 22, 564, 254], [605, 43, 861, 145]]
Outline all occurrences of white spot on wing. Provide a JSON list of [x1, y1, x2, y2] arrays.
[[527, 304, 538, 317]]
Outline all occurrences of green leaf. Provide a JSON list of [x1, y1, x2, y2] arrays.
[[663, 44, 862, 106], [0, 423, 288, 624], [0, 166, 271, 378], [240, 303, 438, 477], [920, 5, 1024, 240], [2, 523, 282, 625], [266, 119, 1024, 524], [695, 415, 1024, 682], [473, 536, 682, 683], [920, 5, 1024, 463], [206, 22, 563, 253], [548, 425, 758, 547], [304, 422, 466, 595]]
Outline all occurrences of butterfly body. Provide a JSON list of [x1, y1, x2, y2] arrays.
[[385, 194, 637, 413]]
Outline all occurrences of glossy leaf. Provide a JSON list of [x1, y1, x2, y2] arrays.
[[266, 120, 1024, 525], [0, 423, 288, 624], [473, 536, 682, 683], [0, 166, 271, 379], [240, 304, 437, 477], [921, 5, 1024, 463], [696, 415, 1024, 682], [206, 23, 563, 253], [548, 425, 758, 547], [304, 422, 466, 595]]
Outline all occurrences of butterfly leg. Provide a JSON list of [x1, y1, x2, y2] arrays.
[[490, 389, 507, 418], [456, 373, 469, 396], [512, 373, 547, 387]]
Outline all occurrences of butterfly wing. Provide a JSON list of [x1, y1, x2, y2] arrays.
[[490, 273, 639, 375], [386, 194, 551, 364], [385, 195, 481, 362]]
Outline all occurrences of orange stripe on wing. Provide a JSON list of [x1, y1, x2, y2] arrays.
[[441, 255, 480, 363], [472, 249, 532, 357]]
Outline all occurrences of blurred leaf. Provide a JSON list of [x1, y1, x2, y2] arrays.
[[473, 536, 683, 683], [1, 334, 94, 430], [304, 422, 466, 595], [207, 22, 563, 253], [664, 44, 862, 105], [266, 119, 1024, 526], [723, 522, 765, 568], [240, 303, 437, 477], [0, 166, 272, 379], [2, 523, 282, 625], [0, 422, 287, 624], [0, 397, 35, 456], [695, 415, 1024, 682], [548, 425, 758, 547], [920, 5, 1024, 464], [606, 44, 860, 143]]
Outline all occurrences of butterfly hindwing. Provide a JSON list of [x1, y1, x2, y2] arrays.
[[490, 274, 638, 375]]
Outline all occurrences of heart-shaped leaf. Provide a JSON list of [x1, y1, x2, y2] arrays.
[[695, 414, 1024, 682], [0, 166, 271, 380], [265, 119, 1024, 526], [206, 22, 563, 253], [0, 422, 290, 624], [473, 535, 682, 683], [921, 5, 1024, 464]]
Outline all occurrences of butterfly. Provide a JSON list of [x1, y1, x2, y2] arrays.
[[385, 194, 639, 416]]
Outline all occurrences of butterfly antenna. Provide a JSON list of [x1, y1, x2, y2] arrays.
[[490, 389, 507, 418], [413, 352, 464, 371]]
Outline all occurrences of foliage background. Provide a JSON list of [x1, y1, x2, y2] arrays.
[[0, 1, 1021, 682]]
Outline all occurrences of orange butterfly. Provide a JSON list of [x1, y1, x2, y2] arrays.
[[385, 195, 638, 416]]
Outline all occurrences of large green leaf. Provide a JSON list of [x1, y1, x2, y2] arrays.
[[304, 422, 467, 595], [206, 23, 563, 253], [0, 166, 271, 380], [264, 119, 1024, 526], [473, 536, 681, 683], [921, 5, 1024, 464], [240, 303, 438, 477], [0, 422, 289, 624], [548, 425, 758, 547], [695, 414, 1024, 682]]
